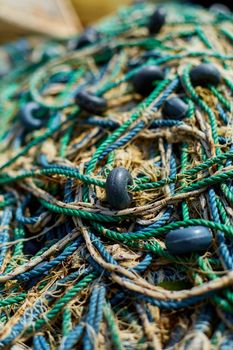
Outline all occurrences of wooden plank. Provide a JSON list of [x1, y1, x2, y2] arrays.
[[71, 0, 132, 25], [0, 0, 83, 39]]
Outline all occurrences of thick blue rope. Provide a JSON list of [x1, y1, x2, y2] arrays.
[[17, 237, 83, 281], [33, 335, 51, 350], [151, 77, 180, 111], [0, 208, 13, 266], [83, 286, 106, 350], [59, 324, 84, 350], [16, 196, 40, 224], [98, 120, 144, 160], [208, 188, 233, 269], [217, 104, 229, 125]]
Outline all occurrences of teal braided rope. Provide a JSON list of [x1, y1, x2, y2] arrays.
[[133, 166, 233, 192], [18, 144, 232, 195], [180, 169, 233, 194], [180, 143, 190, 221], [196, 25, 213, 49], [181, 151, 233, 176], [210, 86, 232, 112], [216, 197, 231, 226], [5, 224, 25, 274], [62, 308, 72, 337], [38, 198, 124, 223], [0, 168, 105, 188], [221, 183, 233, 204], [0, 294, 27, 307], [93, 218, 233, 242]]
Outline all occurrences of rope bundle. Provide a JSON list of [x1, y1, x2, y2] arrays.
[[0, 2, 233, 349]]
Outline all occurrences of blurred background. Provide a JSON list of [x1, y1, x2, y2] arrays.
[[0, 0, 231, 43]]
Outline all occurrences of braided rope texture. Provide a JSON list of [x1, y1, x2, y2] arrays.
[[0, 2, 233, 349]]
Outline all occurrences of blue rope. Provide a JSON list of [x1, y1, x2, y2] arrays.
[[113, 114, 182, 135], [112, 291, 208, 310], [217, 104, 229, 125], [137, 293, 209, 309], [0, 208, 13, 266], [83, 286, 106, 350], [64, 179, 74, 203], [218, 136, 232, 144], [87, 255, 105, 275], [226, 144, 233, 167], [60, 324, 84, 350], [132, 254, 152, 272], [85, 116, 119, 129], [89, 232, 117, 265], [208, 188, 233, 269], [94, 286, 106, 331], [169, 149, 177, 194], [17, 237, 83, 281], [132, 206, 172, 234], [89, 231, 152, 274], [98, 120, 144, 160], [84, 287, 100, 341], [16, 196, 40, 224], [151, 77, 180, 111], [33, 335, 51, 350], [150, 119, 183, 128]]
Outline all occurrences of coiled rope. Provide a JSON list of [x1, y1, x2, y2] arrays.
[[0, 2, 233, 349]]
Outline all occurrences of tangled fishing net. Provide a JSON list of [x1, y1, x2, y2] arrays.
[[1, 2, 233, 349]]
